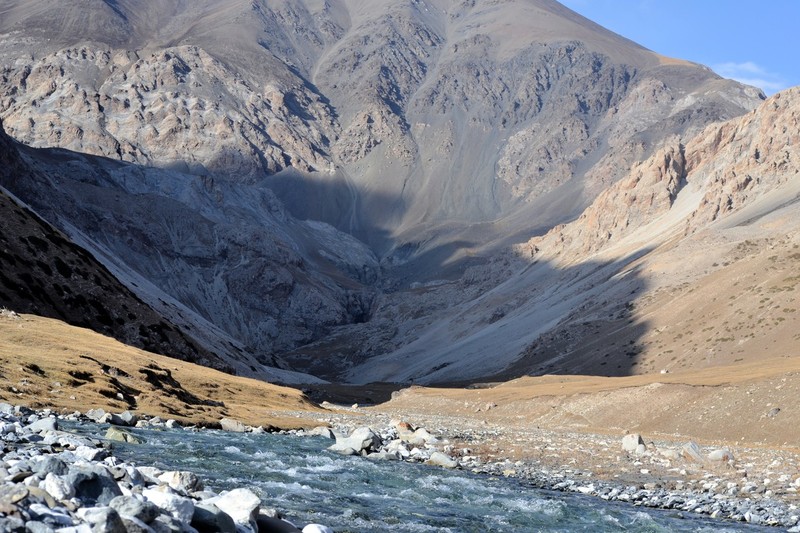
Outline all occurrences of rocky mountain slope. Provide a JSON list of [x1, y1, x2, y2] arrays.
[[0, 0, 789, 385], [0, 123, 228, 371], [339, 88, 800, 384], [0, 119, 377, 382]]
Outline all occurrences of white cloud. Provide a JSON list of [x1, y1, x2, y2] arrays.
[[712, 61, 787, 95]]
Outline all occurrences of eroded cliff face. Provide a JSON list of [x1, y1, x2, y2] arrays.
[[1, 46, 336, 178], [0, 1, 762, 238], [516, 88, 800, 265]]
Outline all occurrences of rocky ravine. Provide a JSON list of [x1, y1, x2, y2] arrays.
[[0, 0, 775, 383], [0, 120, 378, 381]]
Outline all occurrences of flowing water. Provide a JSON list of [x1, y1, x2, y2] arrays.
[[75, 423, 771, 532]]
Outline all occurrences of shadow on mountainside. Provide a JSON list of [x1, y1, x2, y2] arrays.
[[1, 123, 655, 388], [288, 248, 654, 389], [264, 168, 399, 254]]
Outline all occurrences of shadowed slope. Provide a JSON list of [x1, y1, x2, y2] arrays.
[[0, 122, 228, 371]]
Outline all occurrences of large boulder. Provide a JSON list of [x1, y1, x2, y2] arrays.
[[142, 486, 195, 523], [708, 449, 735, 463], [192, 503, 236, 533], [307, 426, 335, 439], [109, 495, 160, 525], [681, 441, 705, 463], [157, 471, 203, 493], [76, 506, 126, 533], [209, 488, 261, 529], [426, 452, 458, 469], [621, 433, 644, 453], [117, 411, 139, 427], [26, 418, 58, 433], [328, 427, 381, 455], [67, 464, 123, 505], [219, 418, 248, 433], [105, 427, 145, 444]]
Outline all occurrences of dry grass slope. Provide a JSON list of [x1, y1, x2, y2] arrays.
[[0, 312, 322, 429]]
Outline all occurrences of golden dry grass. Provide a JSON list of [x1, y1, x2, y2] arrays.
[[0, 312, 323, 429]]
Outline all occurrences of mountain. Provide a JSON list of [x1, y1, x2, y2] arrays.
[[0, 0, 786, 385]]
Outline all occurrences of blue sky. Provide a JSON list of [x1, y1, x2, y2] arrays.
[[560, 0, 799, 95]]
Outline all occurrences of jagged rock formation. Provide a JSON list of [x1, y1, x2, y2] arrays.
[[0, 1, 762, 247], [0, 0, 788, 385], [290, 89, 800, 384]]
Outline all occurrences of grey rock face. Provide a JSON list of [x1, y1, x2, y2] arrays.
[[109, 495, 160, 524], [192, 502, 236, 533], [328, 427, 381, 455], [105, 427, 145, 445]]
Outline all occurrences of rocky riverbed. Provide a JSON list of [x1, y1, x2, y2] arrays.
[[1, 399, 797, 531], [0, 403, 333, 532], [285, 404, 800, 531]]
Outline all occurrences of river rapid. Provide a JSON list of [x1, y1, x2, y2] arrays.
[[81, 423, 774, 532]]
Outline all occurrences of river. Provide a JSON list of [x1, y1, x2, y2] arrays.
[[77, 423, 772, 532]]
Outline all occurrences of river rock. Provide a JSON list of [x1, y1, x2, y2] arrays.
[[75, 445, 110, 462], [42, 472, 75, 500], [210, 488, 261, 527], [85, 409, 107, 423], [136, 467, 164, 484], [67, 464, 123, 505], [302, 525, 334, 533], [76, 506, 126, 533], [117, 411, 139, 427], [43, 431, 97, 448], [681, 441, 705, 463], [26, 418, 58, 433], [400, 426, 437, 446], [426, 451, 458, 469], [621, 433, 644, 453], [257, 515, 302, 532], [109, 495, 160, 524], [142, 486, 195, 523], [28, 502, 73, 527], [219, 418, 248, 433], [31, 456, 68, 476], [105, 426, 145, 444], [308, 426, 335, 439], [158, 470, 203, 493], [708, 449, 735, 462], [329, 426, 381, 455], [192, 502, 237, 533]]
